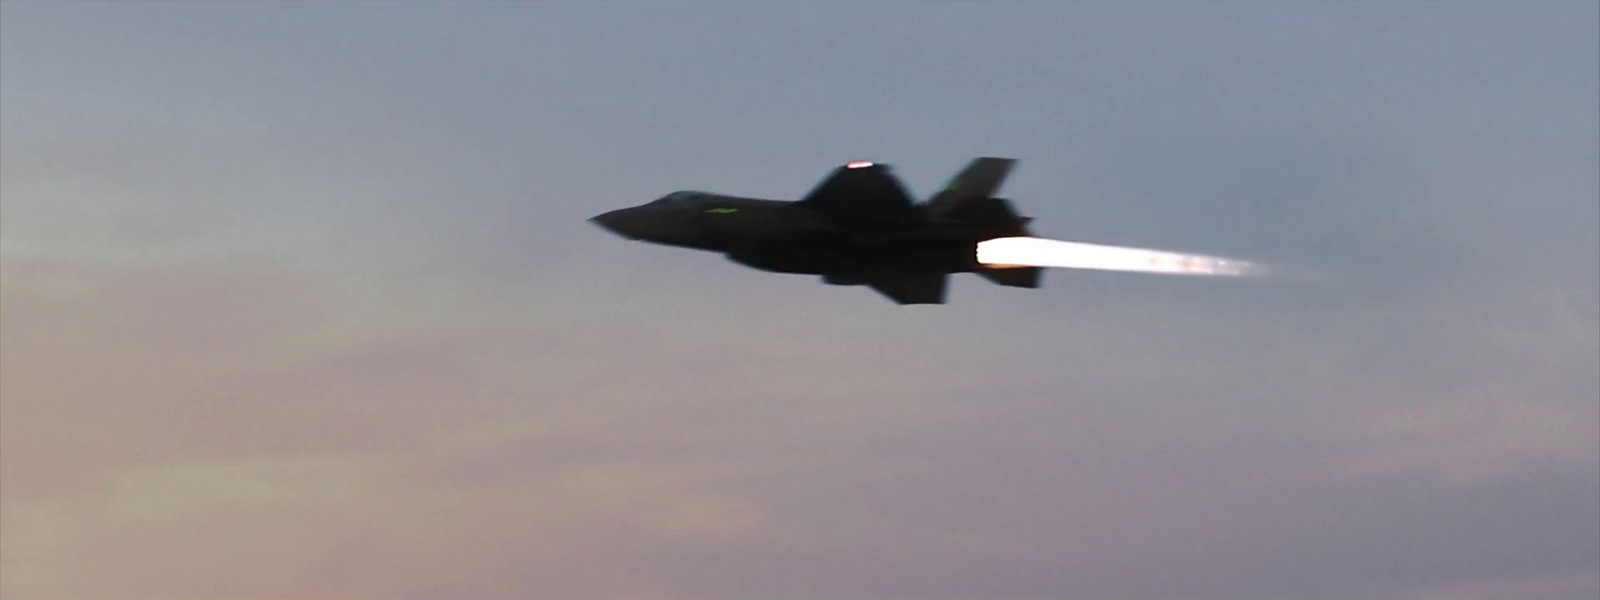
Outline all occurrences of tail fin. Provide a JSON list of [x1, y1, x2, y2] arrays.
[[978, 266, 1042, 288], [926, 157, 1016, 219]]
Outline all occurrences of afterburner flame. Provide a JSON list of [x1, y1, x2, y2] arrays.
[[977, 237, 1262, 276]]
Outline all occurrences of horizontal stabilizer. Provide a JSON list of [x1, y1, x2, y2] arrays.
[[977, 266, 1042, 288], [944, 197, 1032, 237]]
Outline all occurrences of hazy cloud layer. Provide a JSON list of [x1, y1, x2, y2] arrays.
[[3, 3, 1596, 599]]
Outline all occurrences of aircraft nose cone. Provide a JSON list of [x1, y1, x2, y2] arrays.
[[590, 209, 642, 240]]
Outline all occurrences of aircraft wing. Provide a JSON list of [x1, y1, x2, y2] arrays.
[[797, 161, 919, 229], [926, 157, 1016, 219], [866, 273, 947, 304]]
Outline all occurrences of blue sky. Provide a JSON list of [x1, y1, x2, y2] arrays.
[[3, 2, 1597, 599]]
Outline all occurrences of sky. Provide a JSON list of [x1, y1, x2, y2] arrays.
[[1, 2, 1596, 599]]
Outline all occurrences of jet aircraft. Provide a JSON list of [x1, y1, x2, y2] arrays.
[[591, 157, 1037, 304]]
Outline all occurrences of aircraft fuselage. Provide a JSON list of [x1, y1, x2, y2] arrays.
[[591, 158, 1039, 304], [594, 194, 997, 278]]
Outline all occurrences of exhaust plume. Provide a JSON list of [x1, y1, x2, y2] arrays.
[[977, 236, 1262, 276]]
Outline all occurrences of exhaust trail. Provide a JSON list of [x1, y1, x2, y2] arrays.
[[977, 236, 1263, 276]]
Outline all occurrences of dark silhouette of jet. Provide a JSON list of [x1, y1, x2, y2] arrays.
[[591, 157, 1040, 304]]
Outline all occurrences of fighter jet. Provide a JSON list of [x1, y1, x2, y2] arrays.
[[591, 157, 1037, 304]]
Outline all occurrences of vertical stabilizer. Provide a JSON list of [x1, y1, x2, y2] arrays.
[[926, 157, 1016, 219]]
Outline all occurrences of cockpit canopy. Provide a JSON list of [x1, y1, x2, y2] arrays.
[[653, 191, 709, 207]]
